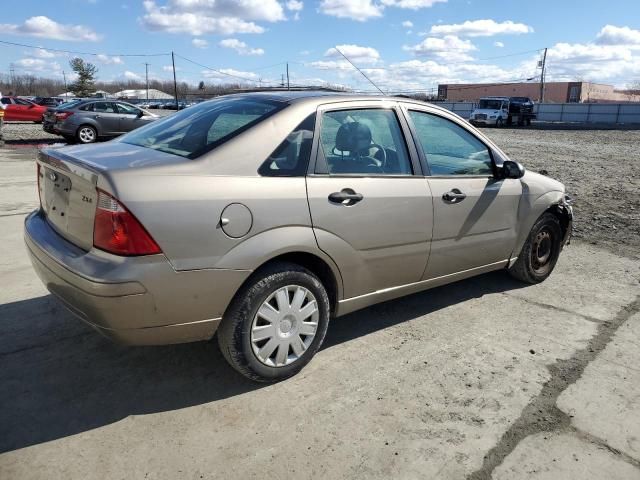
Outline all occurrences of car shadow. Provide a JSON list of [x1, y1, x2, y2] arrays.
[[0, 270, 526, 453]]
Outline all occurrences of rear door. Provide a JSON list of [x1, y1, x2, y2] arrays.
[[403, 107, 522, 279], [92, 101, 121, 135], [306, 102, 432, 299]]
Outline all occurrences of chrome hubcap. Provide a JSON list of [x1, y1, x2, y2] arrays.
[[79, 128, 95, 142], [250, 285, 319, 367]]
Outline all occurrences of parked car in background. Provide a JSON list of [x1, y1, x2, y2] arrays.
[[33, 97, 64, 108], [469, 96, 536, 127], [26, 92, 573, 382], [1, 97, 48, 122], [43, 99, 158, 143]]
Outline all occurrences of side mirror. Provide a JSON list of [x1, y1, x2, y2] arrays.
[[501, 160, 525, 179], [136, 110, 144, 118]]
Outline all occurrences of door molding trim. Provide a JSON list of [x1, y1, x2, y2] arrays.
[[336, 259, 508, 317]]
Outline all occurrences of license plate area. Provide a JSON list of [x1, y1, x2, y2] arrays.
[[42, 167, 72, 225]]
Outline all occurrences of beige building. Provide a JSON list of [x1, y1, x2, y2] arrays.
[[438, 82, 640, 103]]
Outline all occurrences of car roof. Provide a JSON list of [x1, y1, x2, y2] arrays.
[[216, 90, 449, 113]]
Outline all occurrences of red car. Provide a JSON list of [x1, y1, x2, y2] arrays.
[[1, 97, 48, 122]]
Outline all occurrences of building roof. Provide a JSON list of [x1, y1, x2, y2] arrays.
[[113, 88, 173, 99]]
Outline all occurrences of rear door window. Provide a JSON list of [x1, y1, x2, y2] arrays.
[[93, 102, 117, 113]]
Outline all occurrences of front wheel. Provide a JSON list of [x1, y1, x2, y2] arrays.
[[217, 262, 331, 382], [496, 118, 504, 128], [508, 213, 563, 284]]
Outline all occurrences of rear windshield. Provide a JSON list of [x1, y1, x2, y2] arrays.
[[120, 97, 284, 159]]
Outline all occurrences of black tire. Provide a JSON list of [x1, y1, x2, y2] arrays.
[[217, 262, 331, 382], [62, 135, 76, 143], [526, 117, 532, 126], [496, 118, 504, 128], [509, 212, 563, 284], [76, 125, 97, 144]]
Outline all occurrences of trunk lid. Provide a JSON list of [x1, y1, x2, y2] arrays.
[[37, 142, 189, 251]]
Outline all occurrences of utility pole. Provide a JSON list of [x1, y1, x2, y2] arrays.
[[143, 62, 150, 103], [539, 47, 548, 103], [62, 70, 68, 99], [286, 62, 290, 90], [171, 51, 178, 108]]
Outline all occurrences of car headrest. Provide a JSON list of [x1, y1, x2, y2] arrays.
[[335, 122, 372, 153]]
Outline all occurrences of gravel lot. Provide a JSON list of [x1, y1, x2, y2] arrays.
[[1, 122, 639, 479]]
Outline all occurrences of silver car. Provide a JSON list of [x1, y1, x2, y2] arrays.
[[25, 92, 572, 381], [43, 99, 158, 144]]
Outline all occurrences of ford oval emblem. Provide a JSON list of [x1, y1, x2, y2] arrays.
[[48, 171, 57, 182]]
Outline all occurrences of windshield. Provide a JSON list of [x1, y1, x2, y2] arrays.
[[120, 97, 283, 159], [478, 99, 504, 110]]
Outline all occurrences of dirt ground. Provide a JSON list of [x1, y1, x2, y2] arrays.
[[485, 128, 640, 259]]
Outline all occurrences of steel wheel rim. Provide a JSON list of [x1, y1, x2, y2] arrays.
[[79, 127, 95, 143], [250, 285, 319, 367], [532, 229, 553, 274]]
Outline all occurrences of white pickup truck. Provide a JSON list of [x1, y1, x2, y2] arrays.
[[469, 96, 536, 127]]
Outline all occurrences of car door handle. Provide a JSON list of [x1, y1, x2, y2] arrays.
[[328, 189, 364, 205], [442, 189, 467, 203]]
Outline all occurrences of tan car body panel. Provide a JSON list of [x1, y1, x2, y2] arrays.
[[25, 93, 570, 345]]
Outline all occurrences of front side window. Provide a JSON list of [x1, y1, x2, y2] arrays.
[[120, 97, 283, 159], [259, 114, 315, 176], [116, 103, 141, 115], [478, 99, 504, 110], [408, 111, 493, 176], [319, 108, 412, 175]]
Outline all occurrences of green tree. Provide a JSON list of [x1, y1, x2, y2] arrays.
[[68, 57, 98, 97]]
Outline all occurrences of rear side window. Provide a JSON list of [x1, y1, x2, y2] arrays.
[[409, 111, 493, 176], [259, 114, 315, 176], [121, 98, 283, 159], [79, 103, 94, 111], [94, 102, 116, 113]]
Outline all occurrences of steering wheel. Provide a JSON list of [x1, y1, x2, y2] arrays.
[[369, 142, 387, 168]]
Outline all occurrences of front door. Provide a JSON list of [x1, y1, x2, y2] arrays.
[[115, 102, 153, 133], [306, 104, 433, 299], [405, 108, 522, 279]]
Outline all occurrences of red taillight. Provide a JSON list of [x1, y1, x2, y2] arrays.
[[55, 111, 73, 121], [93, 189, 162, 256]]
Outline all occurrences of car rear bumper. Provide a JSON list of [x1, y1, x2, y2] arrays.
[[24, 210, 251, 345]]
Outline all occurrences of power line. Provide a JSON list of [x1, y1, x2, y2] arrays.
[[173, 53, 279, 85], [333, 46, 385, 95], [0, 39, 169, 57]]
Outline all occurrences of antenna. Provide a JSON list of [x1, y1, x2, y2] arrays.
[[333, 46, 385, 95]]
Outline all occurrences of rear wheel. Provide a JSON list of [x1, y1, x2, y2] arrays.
[[509, 213, 562, 284], [217, 262, 331, 382], [76, 125, 97, 144]]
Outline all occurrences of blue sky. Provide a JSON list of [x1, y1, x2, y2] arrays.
[[1, 0, 639, 92]]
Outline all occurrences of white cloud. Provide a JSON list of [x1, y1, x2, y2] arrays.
[[319, 0, 383, 21], [381, 0, 446, 8], [219, 38, 265, 56], [494, 41, 504, 48], [96, 54, 123, 64], [325, 44, 381, 64], [0, 16, 101, 41], [404, 35, 477, 61], [319, 0, 445, 21], [123, 71, 143, 81], [192, 38, 208, 48], [30, 47, 63, 58], [429, 19, 533, 37], [142, 0, 285, 35], [402, 20, 413, 28], [286, 0, 303, 10], [595, 25, 640, 46]]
